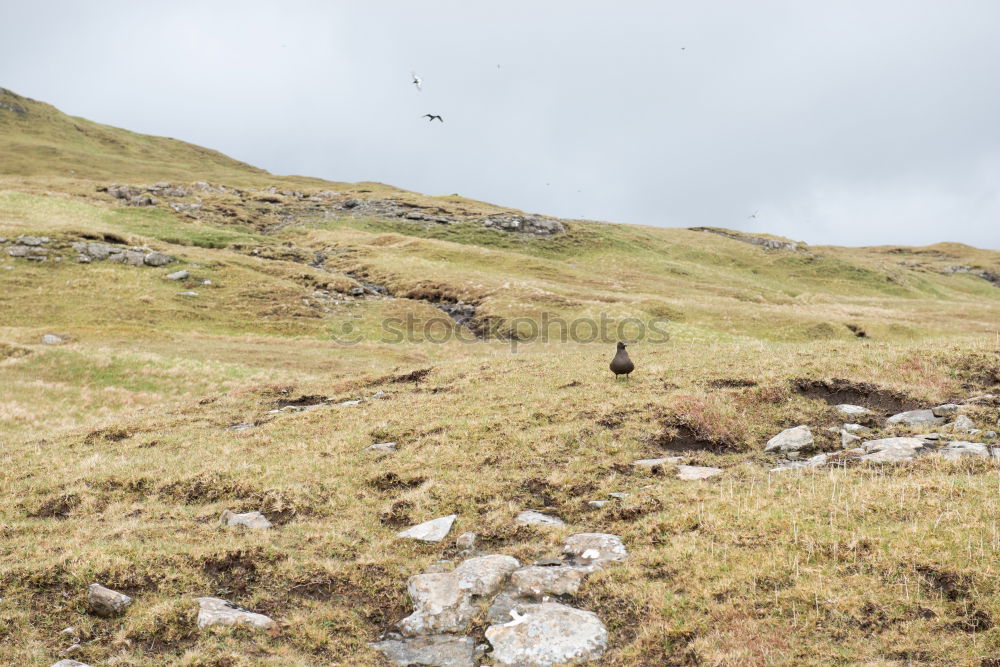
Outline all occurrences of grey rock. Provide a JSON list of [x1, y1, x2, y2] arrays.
[[887, 409, 945, 427], [455, 532, 477, 550], [342, 198, 360, 209], [166, 269, 189, 280], [176, 291, 199, 297], [336, 399, 361, 406], [633, 456, 682, 467], [144, 251, 173, 267], [509, 565, 594, 598], [398, 554, 519, 636], [195, 597, 275, 629], [41, 333, 64, 345], [859, 437, 929, 463], [963, 394, 996, 405], [122, 250, 145, 266], [985, 430, 998, 439], [225, 422, 255, 432], [88, 583, 132, 618], [367, 441, 398, 453], [607, 492, 629, 500], [843, 423, 873, 435], [932, 403, 961, 417], [6, 244, 45, 257], [51, 661, 91, 667], [841, 429, 862, 449], [16, 235, 48, 246], [765, 425, 814, 454], [85, 242, 113, 260], [485, 602, 608, 666], [220, 509, 273, 530], [936, 441, 990, 460], [949, 414, 976, 432], [587, 500, 609, 509], [398, 514, 457, 542], [423, 560, 455, 574], [562, 533, 628, 567], [677, 465, 723, 481], [516, 510, 565, 527], [835, 404, 872, 418], [371, 635, 483, 667]]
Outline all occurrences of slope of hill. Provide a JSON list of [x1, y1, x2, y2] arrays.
[[2, 89, 1000, 666]]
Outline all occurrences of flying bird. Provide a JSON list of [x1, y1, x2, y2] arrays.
[[748, 210, 758, 219], [609, 341, 635, 382], [422, 114, 443, 122], [411, 71, 422, 91]]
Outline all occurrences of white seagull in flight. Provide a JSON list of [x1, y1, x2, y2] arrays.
[[411, 71, 422, 91]]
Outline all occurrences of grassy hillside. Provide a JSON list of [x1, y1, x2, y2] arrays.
[[2, 88, 1000, 666]]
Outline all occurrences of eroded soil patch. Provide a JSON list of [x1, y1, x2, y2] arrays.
[[792, 377, 918, 414]]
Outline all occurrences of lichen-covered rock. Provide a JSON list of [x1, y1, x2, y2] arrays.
[[88, 583, 132, 618], [516, 510, 565, 527], [220, 509, 272, 530], [932, 403, 961, 417], [509, 565, 593, 598], [676, 465, 722, 481], [485, 602, 608, 666], [859, 437, 929, 463], [887, 409, 945, 427], [371, 634, 483, 667]]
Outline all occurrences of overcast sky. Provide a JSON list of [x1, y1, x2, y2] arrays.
[[2, 1, 999, 249]]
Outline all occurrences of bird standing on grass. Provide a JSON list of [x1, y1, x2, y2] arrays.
[[610, 341, 634, 381]]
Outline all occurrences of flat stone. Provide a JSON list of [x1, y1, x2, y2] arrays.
[[835, 404, 872, 418], [633, 457, 682, 467], [509, 565, 594, 598], [398, 514, 457, 542], [936, 441, 990, 460], [607, 492, 629, 499], [515, 510, 565, 527], [371, 635, 483, 667], [225, 423, 254, 432], [367, 441, 397, 453], [485, 602, 608, 666], [454, 554, 521, 596], [859, 437, 928, 463], [176, 291, 198, 297], [16, 235, 48, 246], [765, 425, 814, 454], [166, 269, 189, 280], [51, 661, 91, 667], [88, 583, 132, 618], [932, 403, 961, 417], [887, 409, 945, 427], [562, 533, 628, 566], [41, 333, 64, 345], [587, 500, 609, 509], [398, 573, 475, 636], [220, 509, 272, 530], [195, 597, 275, 629], [843, 423, 873, 435], [337, 399, 361, 406], [677, 465, 723, 481]]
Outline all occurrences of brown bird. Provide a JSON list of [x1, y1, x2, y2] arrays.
[[422, 114, 443, 122], [609, 341, 634, 381]]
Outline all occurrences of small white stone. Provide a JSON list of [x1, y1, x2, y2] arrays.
[[398, 514, 457, 542], [515, 510, 565, 527]]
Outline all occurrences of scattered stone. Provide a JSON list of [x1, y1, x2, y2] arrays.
[[607, 492, 629, 500], [587, 500, 609, 509], [41, 333, 64, 345], [485, 602, 608, 666], [367, 441, 397, 453], [985, 430, 998, 439], [88, 583, 132, 618], [509, 565, 593, 598], [677, 465, 723, 481], [887, 409, 945, 427], [516, 510, 565, 527], [633, 456, 682, 467], [220, 509, 272, 530], [176, 291, 198, 297], [949, 414, 976, 432], [480, 214, 565, 236], [51, 661, 91, 667], [398, 514, 457, 542], [932, 403, 961, 417], [843, 423, 873, 435], [859, 437, 929, 463], [165, 269, 189, 280], [562, 533, 628, 567], [225, 422, 255, 432], [371, 635, 483, 667], [144, 251, 172, 267], [455, 532, 477, 551], [16, 235, 48, 246], [195, 597, 275, 629], [59, 626, 76, 636], [963, 394, 996, 405], [764, 425, 814, 455], [835, 404, 872, 418], [336, 399, 361, 406], [398, 555, 520, 636]]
